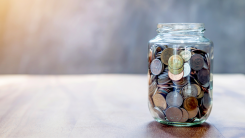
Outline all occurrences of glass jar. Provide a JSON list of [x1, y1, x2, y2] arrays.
[[148, 23, 213, 126]]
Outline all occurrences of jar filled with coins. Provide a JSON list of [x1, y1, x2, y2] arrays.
[[148, 23, 213, 126]]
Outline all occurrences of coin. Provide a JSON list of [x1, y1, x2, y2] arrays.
[[148, 70, 151, 85], [187, 107, 199, 119], [158, 78, 171, 84], [161, 48, 174, 65], [149, 81, 157, 96], [183, 63, 191, 77], [152, 94, 167, 110], [179, 108, 189, 122], [154, 107, 166, 120], [166, 92, 183, 107], [198, 69, 210, 85], [168, 55, 184, 70], [168, 71, 184, 81], [183, 97, 198, 111], [165, 107, 182, 122], [179, 50, 191, 62], [182, 84, 198, 98], [190, 54, 204, 71], [197, 91, 204, 99], [148, 49, 152, 64], [150, 59, 162, 75], [169, 66, 184, 75], [193, 84, 201, 96], [202, 82, 210, 88], [203, 93, 211, 109]]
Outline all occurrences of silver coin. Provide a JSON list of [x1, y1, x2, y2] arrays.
[[165, 107, 182, 122], [150, 59, 162, 75], [202, 82, 210, 88], [183, 63, 191, 77], [166, 92, 183, 107], [182, 84, 198, 98], [203, 93, 211, 109], [154, 107, 166, 120]]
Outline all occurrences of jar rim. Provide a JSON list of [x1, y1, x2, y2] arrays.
[[157, 23, 204, 31]]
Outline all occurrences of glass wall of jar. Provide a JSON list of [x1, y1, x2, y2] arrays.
[[148, 23, 213, 126]]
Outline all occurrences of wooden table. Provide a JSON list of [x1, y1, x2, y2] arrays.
[[0, 75, 244, 138]]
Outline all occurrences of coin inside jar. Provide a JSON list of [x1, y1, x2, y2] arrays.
[[150, 59, 163, 75], [182, 84, 198, 98], [193, 84, 201, 96], [169, 66, 184, 75], [183, 97, 198, 111], [203, 93, 211, 109], [179, 108, 189, 122], [187, 107, 199, 119], [166, 92, 183, 107], [179, 50, 191, 62], [183, 63, 191, 77], [168, 71, 184, 81], [198, 69, 210, 85], [168, 55, 184, 70], [190, 54, 204, 71], [165, 107, 182, 122], [153, 107, 166, 120], [161, 48, 174, 65], [152, 94, 167, 110]]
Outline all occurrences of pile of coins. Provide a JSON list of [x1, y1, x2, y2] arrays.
[[148, 45, 212, 123]]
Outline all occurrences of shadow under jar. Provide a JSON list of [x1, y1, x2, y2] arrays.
[[148, 23, 213, 126]]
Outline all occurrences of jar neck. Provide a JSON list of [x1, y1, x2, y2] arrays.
[[157, 23, 205, 37]]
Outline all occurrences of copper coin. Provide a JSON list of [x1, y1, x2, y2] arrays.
[[150, 59, 162, 75], [187, 107, 199, 119], [198, 69, 210, 85], [179, 50, 191, 62], [179, 108, 189, 122], [184, 97, 198, 111], [152, 94, 167, 110], [154, 107, 166, 120], [203, 93, 211, 109], [168, 71, 184, 81], [183, 63, 191, 77], [190, 54, 204, 71], [165, 107, 182, 122], [182, 84, 198, 98], [148, 70, 151, 85], [193, 84, 201, 96], [161, 48, 174, 65], [168, 55, 184, 70], [166, 92, 183, 107]]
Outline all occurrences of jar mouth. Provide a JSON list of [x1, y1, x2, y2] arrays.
[[157, 23, 205, 33]]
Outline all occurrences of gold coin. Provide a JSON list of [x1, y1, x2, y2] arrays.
[[179, 50, 191, 62], [197, 91, 204, 99], [168, 55, 184, 70], [169, 66, 183, 75], [183, 97, 198, 111], [161, 48, 174, 65]]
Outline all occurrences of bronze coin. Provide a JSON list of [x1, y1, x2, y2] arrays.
[[187, 107, 199, 119], [150, 59, 162, 75], [161, 48, 174, 65], [166, 92, 183, 107], [168, 55, 184, 70], [168, 71, 184, 81], [179, 108, 189, 122], [198, 69, 210, 85], [165, 107, 182, 122], [190, 54, 204, 71], [203, 93, 211, 109], [184, 97, 198, 111], [152, 94, 167, 110]]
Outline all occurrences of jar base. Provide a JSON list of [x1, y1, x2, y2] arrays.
[[155, 118, 206, 127]]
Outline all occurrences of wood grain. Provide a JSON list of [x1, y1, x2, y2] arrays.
[[0, 74, 244, 137]]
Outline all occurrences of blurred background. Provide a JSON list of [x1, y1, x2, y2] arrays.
[[0, 0, 244, 74]]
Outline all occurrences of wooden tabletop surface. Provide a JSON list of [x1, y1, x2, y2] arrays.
[[0, 74, 244, 138]]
